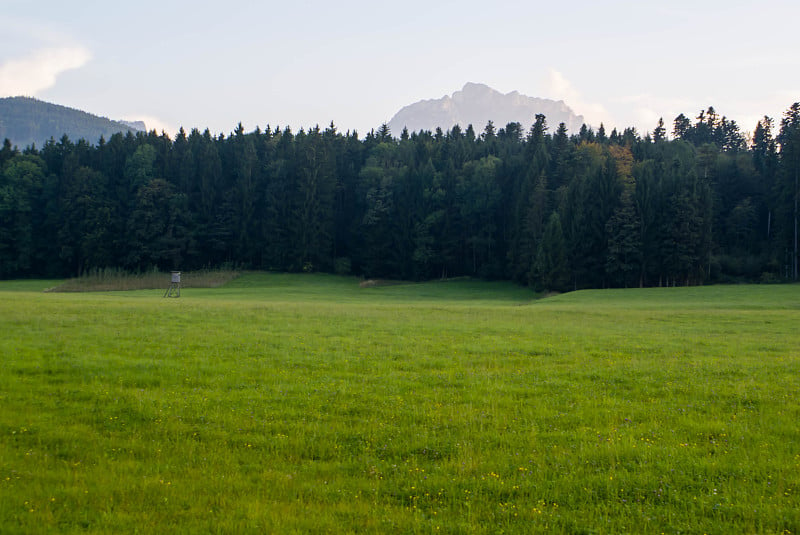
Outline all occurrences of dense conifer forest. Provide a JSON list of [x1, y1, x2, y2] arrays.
[[0, 97, 140, 150], [1, 103, 799, 290]]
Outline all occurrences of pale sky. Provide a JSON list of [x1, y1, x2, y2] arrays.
[[1, 0, 797, 139]]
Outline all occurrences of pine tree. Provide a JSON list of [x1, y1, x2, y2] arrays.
[[605, 186, 642, 287], [673, 114, 692, 140], [751, 116, 778, 251], [508, 115, 549, 283], [777, 103, 800, 279], [0, 155, 45, 276], [0, 138, 16, 166], [533, 212, 568, 292], [653, 118, 666, 143]]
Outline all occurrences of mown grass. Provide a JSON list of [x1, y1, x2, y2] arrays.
[[0, 279, 64, 292], [0, 274, 798, 533]]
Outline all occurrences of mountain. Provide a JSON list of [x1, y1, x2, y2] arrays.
[[387, 82, 586, 136], [0, 97, 145, 149], [119, 120, 147, 131]]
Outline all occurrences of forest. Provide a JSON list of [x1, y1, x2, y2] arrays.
[[1, 103, 799, 291], [0, 97, 140, 150]]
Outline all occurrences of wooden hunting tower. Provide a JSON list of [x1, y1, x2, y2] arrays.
[[164, 271, 181, 298]]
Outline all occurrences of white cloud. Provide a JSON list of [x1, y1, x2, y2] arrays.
[[0, 47, 91, 97], [542, 69, 613, 128], [611, 94, 699, 136], [612, 92, 800, 139]]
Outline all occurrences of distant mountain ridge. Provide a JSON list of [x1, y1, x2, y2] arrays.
[[119, 120, 147, 131], [388, 82, 585, 136], [0, 97, 145, 149]]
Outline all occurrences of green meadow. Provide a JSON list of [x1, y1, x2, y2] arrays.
[[1, 274, 799, 534]]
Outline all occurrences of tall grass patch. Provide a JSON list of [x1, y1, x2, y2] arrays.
[[47, 268, 241, 292]]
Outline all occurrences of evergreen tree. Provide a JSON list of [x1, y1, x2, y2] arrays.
[[0, 139, 16, 166], [777, 103, 800, 279], [228, 123, 259, 265], [673, 114, 692, 140], [459, 156, 502, 277], [653, 118, 666, 143], [605, 186, 642, 287], [127, 178, 192, 270], [508, 115, 549, 283], [57, 166, 114, 273], [411, 159, 441, 279], [752, 116, 778, 255], [358, 142, 404, 277], [290, 127, 336, 271], [548, 123, 572, 192], [262, 127, 296, 270], [633, 159, 661, 285], [0, 155, 45, 276], [193, 129, 228, 265], [533, 212, 568, 292], [597, 123, 607, 143]]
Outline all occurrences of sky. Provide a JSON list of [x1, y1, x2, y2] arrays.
[[1, 0, 798, 140]]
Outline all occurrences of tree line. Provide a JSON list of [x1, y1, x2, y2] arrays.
[[1, 102, 799, 291], [0, 97, 141, 150]]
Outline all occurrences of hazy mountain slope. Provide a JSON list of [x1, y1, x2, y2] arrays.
[[388, 82, 585, 136], [0, 97, 144, 149]]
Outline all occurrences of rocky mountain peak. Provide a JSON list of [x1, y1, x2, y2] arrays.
[[387, 82, 585, 136]]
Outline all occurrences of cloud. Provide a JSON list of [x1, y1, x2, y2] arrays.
[[0, 47, 91, 97], [613, 92, 800, 138], [543, 69, 613, 128], [611, 94, 699, 135]]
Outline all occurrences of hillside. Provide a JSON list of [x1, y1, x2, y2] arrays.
[[387, 82, 586, 135], [0, 96, 144, 149]]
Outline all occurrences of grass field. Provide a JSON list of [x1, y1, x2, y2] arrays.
[[0, 274, 798, 533]]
